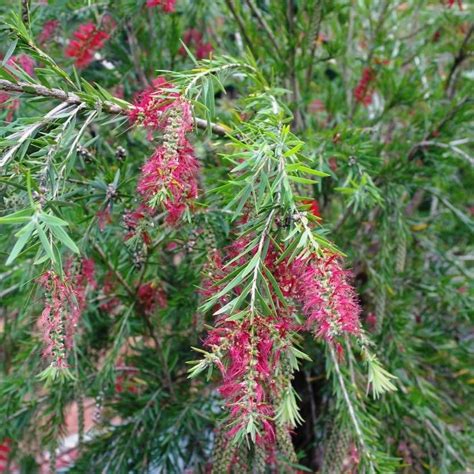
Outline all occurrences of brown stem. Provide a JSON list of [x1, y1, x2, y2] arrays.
[[407, 97, 471, 161], [126, 22, 149, 88], [0, 79, 229, 136], [244, 0, 280, 55], [22, 0, 31, 25], [286, 0, 305, 130], [445, 24, 474, 99], [305, 0, 324, 88], [93, 242, 135, 297], [224, 0, 253, 50]]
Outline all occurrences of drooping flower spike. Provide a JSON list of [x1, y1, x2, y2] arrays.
[[38, 259, 96, 369], [197, 233, 362, 456], [130, 78, 200, 225]]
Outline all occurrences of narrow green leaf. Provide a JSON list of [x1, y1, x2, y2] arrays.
[[6, 221, 34, 265], [0, 208, 33, 224], [48, 224, 80, 254], [39, 213, 69, 227], [262, 264, 288, 308], [288, 176, 318, 185], [1, 39, 18, 67], [36, 224, 56, 264]]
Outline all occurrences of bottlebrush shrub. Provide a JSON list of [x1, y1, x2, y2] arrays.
[[0, 3, 472, 473]]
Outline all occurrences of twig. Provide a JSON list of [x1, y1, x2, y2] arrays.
[[125, 22, 149, 88], [405, 189, 425, 217], [92, 242, 135, 297], [342, 0, 356, 113], [244, 0, 280, 55], [305, 0, 324, 88], [0, 79, 229, 136], [329, 345, 375, 474], [286, 0, 305, 130], [21, 0, 30, 26], [418, 140, 474, 166], [224, 0, 253, 50], [445, 24, 474, 99], [140, 310, 176, 398], [407, 97, 471, 161]]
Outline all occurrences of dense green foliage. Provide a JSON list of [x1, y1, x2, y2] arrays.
[[0, 0, 472, 473]]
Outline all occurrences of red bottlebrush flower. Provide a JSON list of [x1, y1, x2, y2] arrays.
[[199, 239, 302, 450], [354, 67, 376, 106], [146, 0, 176, 12], [291, 253, 361, 342], [179, 29, 213, 59], [137, 141, 199, 225], [183, 29, 203, 44], [38, 19, 59, 44], [137, 282, 167, 315], [129, 76, 182, 132], [38, 260, 95, 367], [131, 78, 199, 225], [65, 23, 109, 68], [38, 272, 75, 367], [196, 42, 213, 60], [205, 322, 278, 447], [303, 199, 321, 218]]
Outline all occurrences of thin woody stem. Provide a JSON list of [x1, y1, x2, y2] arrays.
[[329, 345, 376, 474], [244, 0, 280, 55], [305, 0, 324, 89], [224, 0, 253, 50], [0, 79, 228, 136], [445, 24, 474, 98]]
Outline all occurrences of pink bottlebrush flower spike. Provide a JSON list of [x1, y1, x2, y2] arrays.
[[65, 23, 109, 68], [38, 259, 96, 368], [130, 77, 199, 225], [354, 67, 376, 106], [38, 19, 59, 44], [291, 252, 361, 341]]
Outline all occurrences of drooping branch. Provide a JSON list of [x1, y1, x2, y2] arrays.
[[0, 79, 229, 136]]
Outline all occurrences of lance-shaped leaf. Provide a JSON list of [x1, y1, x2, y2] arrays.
[[6, 220, 34, 265]]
